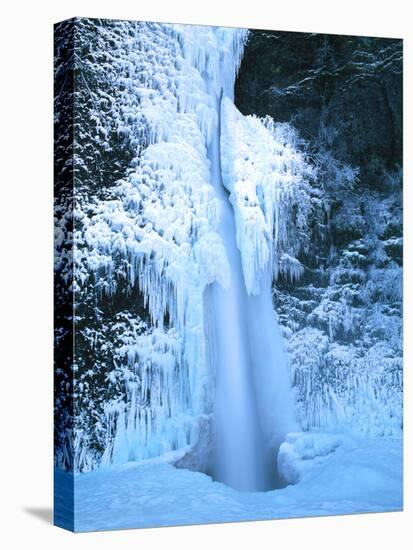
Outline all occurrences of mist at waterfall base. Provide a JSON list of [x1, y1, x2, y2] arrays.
[[204, 78, 296, 492]]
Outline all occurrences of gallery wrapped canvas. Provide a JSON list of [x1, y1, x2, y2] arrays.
[[54, 17, 403, 532]]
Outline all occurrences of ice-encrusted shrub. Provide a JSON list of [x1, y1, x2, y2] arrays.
[[282, 167, 402, 436], [290, 327, 402, 436]]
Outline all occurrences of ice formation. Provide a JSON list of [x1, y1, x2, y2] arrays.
[[64, 21, 314, 477], [54, 20, 402, 479], [220, 99, 315, 295], [68, 24, 251, 469]]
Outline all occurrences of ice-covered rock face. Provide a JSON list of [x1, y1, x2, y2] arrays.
[[55, 20, 321, 471], [71, 23, 249, 467]]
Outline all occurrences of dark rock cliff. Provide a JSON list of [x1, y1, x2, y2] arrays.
[[236, 32, 402, 181]]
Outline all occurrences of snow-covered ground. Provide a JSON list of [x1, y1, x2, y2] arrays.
[[55, 433, 402, 532]]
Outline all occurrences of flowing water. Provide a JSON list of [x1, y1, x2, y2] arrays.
[[204, 77, 296, 492]]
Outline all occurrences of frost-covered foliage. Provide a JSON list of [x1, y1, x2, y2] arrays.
[[275, 165, 403, 436], [54, 19, 76, 470]]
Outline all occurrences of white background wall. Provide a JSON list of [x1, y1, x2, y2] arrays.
[[0, 0, 410, 548]]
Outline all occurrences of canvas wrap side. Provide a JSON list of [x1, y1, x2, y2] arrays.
[[54, 17, 76, 532]]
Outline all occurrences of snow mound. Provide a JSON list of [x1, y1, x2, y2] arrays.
[[278, 431, 344, 484]]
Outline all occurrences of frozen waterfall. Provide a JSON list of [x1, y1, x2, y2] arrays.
[[72, 23, 311, 483], [203, 68, 296, 491]]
